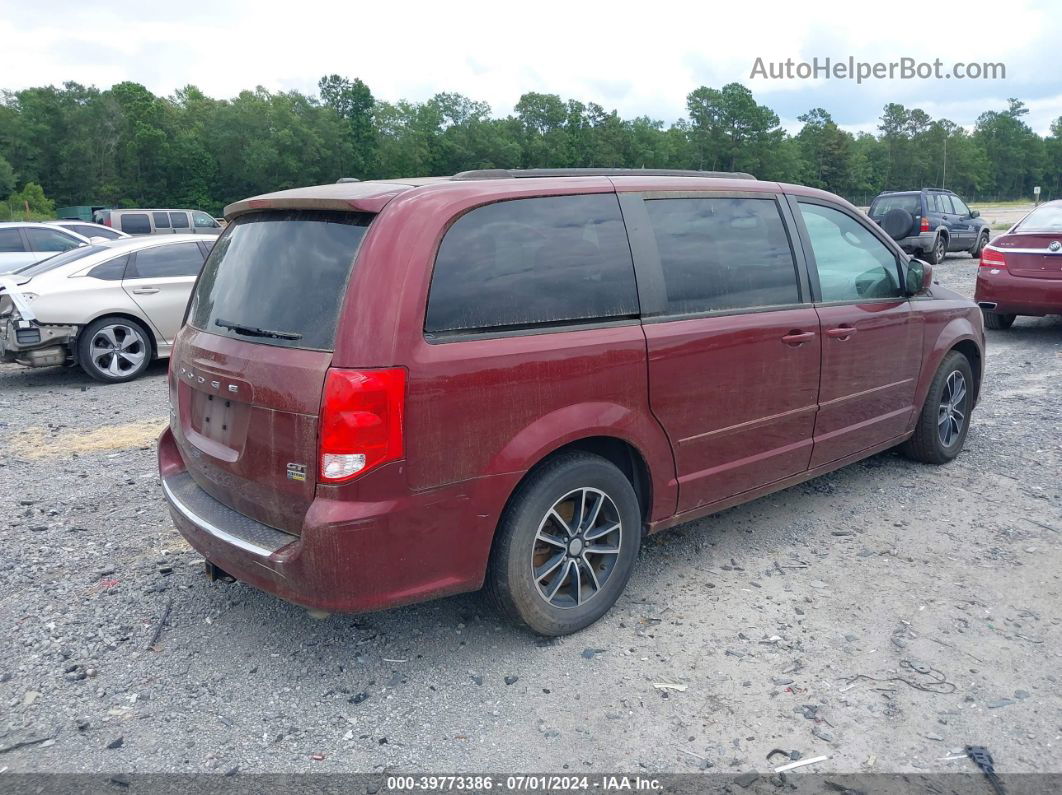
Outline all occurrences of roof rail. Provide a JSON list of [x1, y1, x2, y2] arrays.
[[336, 177, 361, 183], [451, 168, 756, 181]]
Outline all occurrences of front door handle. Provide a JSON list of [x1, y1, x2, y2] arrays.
[[131, 287, 160, 295], [781, 330, 816, 346], [825, 325, 857, 339]]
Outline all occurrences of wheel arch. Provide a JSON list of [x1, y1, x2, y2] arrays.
[[77, 311, 160, 359], [950, 338, 983, 405], [908, 319, 984, 434], [75, 309, 160, 365]]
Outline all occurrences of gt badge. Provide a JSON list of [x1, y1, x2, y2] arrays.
[[286, 462, 307, 482]]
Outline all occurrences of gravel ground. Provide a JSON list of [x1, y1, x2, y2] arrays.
[[1, 252, 1059, 776]]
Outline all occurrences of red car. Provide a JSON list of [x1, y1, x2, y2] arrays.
[[976, 199, 1062, 328], [158, 169, 985, 635]]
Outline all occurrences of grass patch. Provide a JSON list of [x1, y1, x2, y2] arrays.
[[7, 419, 166, 460]]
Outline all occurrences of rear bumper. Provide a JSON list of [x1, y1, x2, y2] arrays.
[[0, 318, 76, 365], [159, 426, 516, 614], [898, 233, 936, 253], [975, 268, 1062, 316]]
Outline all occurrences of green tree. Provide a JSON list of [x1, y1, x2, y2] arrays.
[[686, 83, 783, 176], [5, 181, 54, 219], [318, 75, 376, 178], [0, 153, 14, 198]]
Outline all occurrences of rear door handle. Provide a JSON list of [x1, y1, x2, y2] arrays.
[[781, 330, 816, 346], [825, 325, 857, 339], [131, 287, 160, 295]]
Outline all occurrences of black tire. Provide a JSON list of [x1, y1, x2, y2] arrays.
[[970, 230, 989, 257], [881, 208, 915, 240], [77, 316, 154, 383], [901, 351, 974, 465], [486, 452, 641, 636], [925, 234, 947, 265], [982, 310, 1015, 330]]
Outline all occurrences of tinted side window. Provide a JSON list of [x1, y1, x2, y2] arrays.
[[645, 197, 800, 315], [153, 212, 171, 229], [425, 194, 638, 334], [26, 227, 80, 252], [121, 213, 151, 234], [170, 212, 190, 229], [950, 196, 971, 216], [0, 228, 24, 252], [798, 202, 902, 302], [87, 255, 129, 281], [128, 243, 205, 278]]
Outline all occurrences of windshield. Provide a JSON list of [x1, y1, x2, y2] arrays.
[[15, 244, 106, 277], [1016, 204, 1062, 233], [869, 195, 921, 216], [188, 210, 373, 350]]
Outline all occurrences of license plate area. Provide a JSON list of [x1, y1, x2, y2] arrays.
[[189, 389, 250, 452]]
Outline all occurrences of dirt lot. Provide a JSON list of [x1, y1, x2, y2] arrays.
[[1, 251, 1059, 776]]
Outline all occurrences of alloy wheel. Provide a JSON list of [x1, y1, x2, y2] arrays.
[[89, 323, 147, 377], [531, 487, 622, 609], [937, 370, 967, 448]]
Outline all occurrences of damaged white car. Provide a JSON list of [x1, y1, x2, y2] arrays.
[[0, 235, 216, 383]]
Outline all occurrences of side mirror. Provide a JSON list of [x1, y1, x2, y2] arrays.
[[970, 210, 980, 218], [906, 258, 933, 295]]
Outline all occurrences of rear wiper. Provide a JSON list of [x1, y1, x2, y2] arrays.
[[215, 318, 302, 341]]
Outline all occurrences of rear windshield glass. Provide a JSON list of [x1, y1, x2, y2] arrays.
[[1016, 204, 1062, 233], [16, 244, 106, 277], [869, 195, 921, 216], [188, 210, 372, 350]]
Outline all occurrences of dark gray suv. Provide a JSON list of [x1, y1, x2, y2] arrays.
[[868, 188, 991, 265]]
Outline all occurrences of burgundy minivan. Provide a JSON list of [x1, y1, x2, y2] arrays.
[[159, 169, 985, 635]]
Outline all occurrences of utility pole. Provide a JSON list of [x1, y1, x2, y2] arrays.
[[941, 134, 947, 189]]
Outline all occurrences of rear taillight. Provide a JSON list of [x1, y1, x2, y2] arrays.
[[919, 216, 930, 233], [103, 215, 111, 227], [980, 246, 1007, 269], [319, 368, 406, 482]]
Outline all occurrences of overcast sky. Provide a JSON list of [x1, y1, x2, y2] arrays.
[[2, 0, 1060, 136]]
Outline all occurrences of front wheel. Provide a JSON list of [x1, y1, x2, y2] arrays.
[[901, 351, 974, 465], [77, 316, 153, 383], [971, 230, 989, 257], [983, 310, 1015, 330], [486, 452, 641, 635]]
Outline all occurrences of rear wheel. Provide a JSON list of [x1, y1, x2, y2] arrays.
[[486, 452, 641, 635], [926, 235, 947, 265], [901, 351, 974, 465], [982, 310, 1016, 330], [77, 316, 153, 383]]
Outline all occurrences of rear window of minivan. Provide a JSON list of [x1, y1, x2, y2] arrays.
[[188, 210, 372, 351]]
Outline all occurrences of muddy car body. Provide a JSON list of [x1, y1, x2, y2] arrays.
[[159, 170, 985, 635]]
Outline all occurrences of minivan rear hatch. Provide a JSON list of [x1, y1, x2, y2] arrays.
[[170, 209, 373, 534]]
